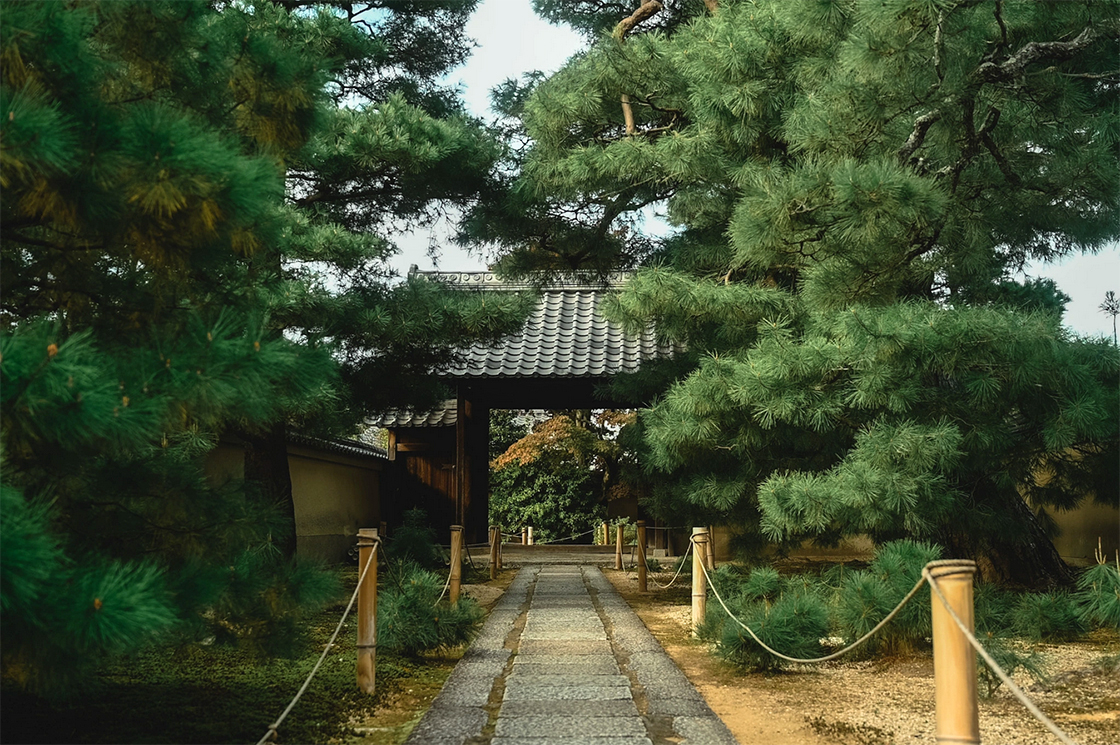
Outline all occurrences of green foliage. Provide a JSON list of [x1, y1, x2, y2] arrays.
[[489, 414, 625, 541], [833, 540, 940, 655], [382, 508, 445, 571], [377, 562, 484, 657], [977, 638, 1049, 699], [490, 461, 603, 542], [709, 589, 830, 672], [0, 566, 426, 744], [1075, 561, 1120, 630], [490, 0, 1120, 585], [1010, 592, 1089, 642], [0, 0, 526, 696]]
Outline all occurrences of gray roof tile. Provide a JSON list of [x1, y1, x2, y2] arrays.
[[419, 272, 681, 379]]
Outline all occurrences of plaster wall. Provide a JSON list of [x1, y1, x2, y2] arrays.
[[288, 446, 382, 562], [1049, 501, 1120, 565]]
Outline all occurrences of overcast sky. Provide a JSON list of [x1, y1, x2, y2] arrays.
[[391, 0, 1119, 339]]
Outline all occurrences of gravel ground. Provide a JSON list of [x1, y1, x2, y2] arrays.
[[609, 570, 1120, 745]]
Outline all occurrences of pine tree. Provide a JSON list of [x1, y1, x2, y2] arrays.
[[489, 0, 1119, 584], [1, 0, 526, 694]]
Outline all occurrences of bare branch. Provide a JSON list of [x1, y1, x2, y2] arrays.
[[612, 0, 663, 40], [897, 109, 943, 166], [976, 26, 1102, 83]]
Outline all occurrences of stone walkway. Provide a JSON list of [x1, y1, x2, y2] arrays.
[[405, 565, 737, 745]]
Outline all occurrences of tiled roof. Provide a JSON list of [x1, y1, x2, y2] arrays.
[[287, 431, 388, 460], [369, 400, 457, 428], [419, 271, 681, 379]]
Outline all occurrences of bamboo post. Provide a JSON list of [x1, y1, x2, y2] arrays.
[[450, 525, 463, 606], [489, 525, 498, 581], [637, 520, 647, 592], [691, 527, 708, 637], [930, 560, 980, 745], [496, 527, 503, 570], [615, 523, 624, 570], [356, 528, 378, 694], [705, 524, 716, 570], [602, 521, 609, 546], [527, 526, 534, 545], [522, 527, 527, 545]]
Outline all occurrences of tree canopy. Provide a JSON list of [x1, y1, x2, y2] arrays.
[[0, 0, 529, 694], [484, 0, 1119, 584]]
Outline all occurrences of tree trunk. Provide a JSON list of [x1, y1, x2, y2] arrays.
[[243, 421, 298, 557], [938, 492, 1074, 589]]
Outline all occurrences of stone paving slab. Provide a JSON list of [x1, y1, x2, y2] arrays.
[[495, 716, 647, 738], [491, 738, 652, 745], [511, 659, 620, 676], [503, 683, 633, 701], [497, 699, 640, 718], [517, 639, 613, 655], [504, 673, 631, 687]]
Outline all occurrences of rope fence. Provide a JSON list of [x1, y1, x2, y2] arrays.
[[680, 535, 1079, 744], [255, 539, 380, 745], [924, 566, 1078, 745], [649, 540, 692, 589]]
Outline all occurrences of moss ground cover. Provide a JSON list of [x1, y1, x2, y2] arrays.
[[0, 563, 492, 744]]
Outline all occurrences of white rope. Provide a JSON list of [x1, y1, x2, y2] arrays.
[[534, 527, 598, 545], [255, 541, 379, 745], [691, 537, 928, 664], [650, 540, 692, 589], [433, 562, 453, 607], [924, 568, 1080, 745]]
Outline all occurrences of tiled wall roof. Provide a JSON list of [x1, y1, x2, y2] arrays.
[[370, 400, 458, 428]]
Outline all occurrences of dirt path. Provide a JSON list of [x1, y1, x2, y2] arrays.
[[604, 568, 1120, 745]]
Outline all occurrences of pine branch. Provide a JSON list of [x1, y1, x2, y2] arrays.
[[976, 26, 1103, 84], [897, 109, 943, 166], [612, 1, 663, 136]]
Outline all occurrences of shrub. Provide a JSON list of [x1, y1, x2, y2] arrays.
[[1075, 561, 1120, 630], [383, 508, 445, 571], [742, 566, 782, 602], [377, 562, 484, 656], [1010, 592, 1087, 641], [715, 591, 830, 671], [835, 570, 893, 655], [978, 638, 1048, 697]]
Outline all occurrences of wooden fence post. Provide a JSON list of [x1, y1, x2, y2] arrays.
[[705, 525, 716, 570], [450, 525, 463, 606], [615, 523, 624, 570], [691, 527, 708, 637], [930, 560, 980, 745], [489, 526, 498, 581], [496, 526, 503, 570], [379, 521, 387, 538], [522, 527, 527, 545], [527, 526, 534, 545], [602, 521, 609, 546], [356, 528, 378, 694], [637, 520, 647, 593]]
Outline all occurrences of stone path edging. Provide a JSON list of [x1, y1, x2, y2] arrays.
[[405, 565, 738, 745]]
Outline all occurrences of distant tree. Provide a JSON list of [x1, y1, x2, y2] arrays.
[[488, 0, 1119, 585], [489, 412, 630, 540], [1101, 291, 1119, 346]]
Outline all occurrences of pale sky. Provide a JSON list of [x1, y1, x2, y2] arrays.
[[391, 0, 1119, 339]]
